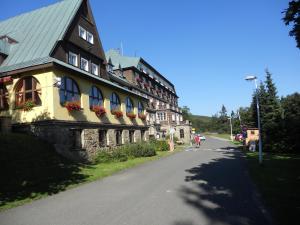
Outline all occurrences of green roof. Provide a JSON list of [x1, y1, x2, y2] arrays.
[[105, 49, 176, 93], [105, 49, 140, 69], [0, 0, 82, 73]]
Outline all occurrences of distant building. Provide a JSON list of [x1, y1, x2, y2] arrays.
[[0, 0, 149, 161], [106, 50, 192, 143]]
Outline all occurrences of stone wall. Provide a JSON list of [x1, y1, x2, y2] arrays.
[[12, 121, 149, 162], [0, 117, 12, 133], [175, 124, 192, 144]]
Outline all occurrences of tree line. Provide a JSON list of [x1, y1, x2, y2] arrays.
[[182, 70, 300, 153]]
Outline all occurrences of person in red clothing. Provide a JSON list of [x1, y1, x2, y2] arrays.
[[194, 135, 200, 147]]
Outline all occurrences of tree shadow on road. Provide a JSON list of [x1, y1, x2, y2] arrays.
[[176, 148, 272, 225]]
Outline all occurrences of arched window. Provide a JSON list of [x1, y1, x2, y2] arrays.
[[59, 76, 80, 104], [89, 86, 103, 108], [15, 76, 41, 107], [0, 84, 9, 110], [138, 101, 144, 114], [125, 97, 134, 113], [110, 92, 120, 111]]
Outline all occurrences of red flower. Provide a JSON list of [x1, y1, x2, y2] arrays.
[[136, 77, 142, 83], [91, 105, 106, 117], [111, 109, 123, 118], [138, 113, 147, 120], [126, 112, 136, 119], [144, 83, 149, 88], [65, 101, 81, 112]]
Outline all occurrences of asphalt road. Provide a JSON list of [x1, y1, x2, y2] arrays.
[[0, 137, 272, 225]]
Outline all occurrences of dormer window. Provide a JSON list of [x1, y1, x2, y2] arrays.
[[79, 26, 87, 40], [80, 57, 89, 71], [91, 63, 99, 76], [87, 31, 94, 44], [68, 52, 78, 67]]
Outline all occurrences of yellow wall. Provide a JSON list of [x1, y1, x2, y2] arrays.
[[1, 67, 147, 126], [0, 69, 55, 123]]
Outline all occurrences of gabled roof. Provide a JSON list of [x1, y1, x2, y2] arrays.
[[0, 0, 82, 73]]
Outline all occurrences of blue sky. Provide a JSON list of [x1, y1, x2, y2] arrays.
[[1, 0, 299, 116]]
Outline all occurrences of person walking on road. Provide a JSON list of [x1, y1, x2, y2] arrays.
[[194, 135, 200, 148]]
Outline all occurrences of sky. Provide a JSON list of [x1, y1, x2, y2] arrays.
[[1, 0, 299, 116]]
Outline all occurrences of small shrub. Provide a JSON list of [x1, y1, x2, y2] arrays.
[[93, 149, 128, 164], [150, 140, 169, 151]]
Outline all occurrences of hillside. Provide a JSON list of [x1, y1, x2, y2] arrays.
[[188, 115, 212, 132]]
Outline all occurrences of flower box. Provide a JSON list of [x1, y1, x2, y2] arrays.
[[91, 105, 106, 117], [111, 109, 123, 118], [126, 112, 136, 119], [16, 100, 36, 111], [138, 113, 147, 120], [64, 101, 81, 112], [136, 77, 142, 83]]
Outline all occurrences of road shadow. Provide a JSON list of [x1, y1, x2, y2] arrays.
[[0, 133, 89, 209], [177, 148, 272, 225]]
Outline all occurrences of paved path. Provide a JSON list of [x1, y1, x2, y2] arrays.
[[0, 137, 272, 225]]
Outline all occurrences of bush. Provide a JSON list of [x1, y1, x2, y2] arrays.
[[94, 142, 156, 164], [93, 149, 128, 164], [151, 140, 169, 151]]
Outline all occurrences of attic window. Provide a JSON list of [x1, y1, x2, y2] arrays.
[[87, 31, 94, 44], [79, 26, 87, 40]]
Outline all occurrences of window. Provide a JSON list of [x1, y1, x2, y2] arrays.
[[72, 129, 84, 149], [129, 130, 134, 143], [89, 86, 103, 108], [98, 130, 107, 147], [80, 57, 89, 71], [68, 52, 78, 66], [59, 76, 80, 104], [110, 92, 120, 111], [116, 130, 122, 145], [87, 31, 94, 44], [172, 114, 175, 122], [79, 26, 87, 40], [141, 130, 146, 141], [15, 77, 41, 107], [0, 84, 9, 110], [138, 102, 144, 114], [125, 97, 134, 113], [157, 112, 166, 121], [91, 63, 99, 75], [180, 129, 185, 139]]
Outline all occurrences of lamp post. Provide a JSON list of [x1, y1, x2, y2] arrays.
[[228, 117, 233, 141], [245, 75, 263, 164]]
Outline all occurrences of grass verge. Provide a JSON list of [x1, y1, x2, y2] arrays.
[[245, 152, 300, 225], [0, 133, 187, 211]]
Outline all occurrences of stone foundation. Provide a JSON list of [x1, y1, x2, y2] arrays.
[[12, 120, 149, 162]]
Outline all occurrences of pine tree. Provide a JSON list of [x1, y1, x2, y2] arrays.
[[263, 69, 282, 151]]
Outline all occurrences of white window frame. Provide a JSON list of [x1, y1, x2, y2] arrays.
[[80, 57, 89, 71], [79, 25, 87, 40], [68, 51, 78, 67], [87, 31, 94, 44], [91, 63, 99, 76]]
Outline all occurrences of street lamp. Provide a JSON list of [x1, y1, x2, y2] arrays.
[[245, 75, 263, 164], [228, 117, 233, 141]]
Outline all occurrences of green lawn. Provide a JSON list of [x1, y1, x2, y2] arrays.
[[0, 133, 186, 211], [245, 152, 300, 225]]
